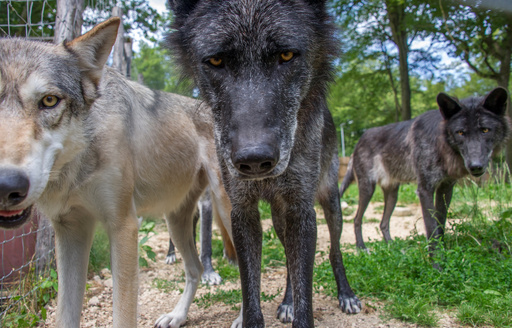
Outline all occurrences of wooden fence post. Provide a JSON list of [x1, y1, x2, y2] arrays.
[[54, 0, 85, 44]]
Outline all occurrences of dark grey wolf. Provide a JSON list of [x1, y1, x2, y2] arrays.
[[0, 18, 233, 327], [167, 0, 361, 327], [339, 87, 511, 251]]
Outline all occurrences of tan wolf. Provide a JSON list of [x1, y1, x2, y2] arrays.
[[0, 18, 233, 327]]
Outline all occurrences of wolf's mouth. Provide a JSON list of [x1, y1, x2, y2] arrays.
[[471, 171, 485, 178], [0, 206, 33, 229]]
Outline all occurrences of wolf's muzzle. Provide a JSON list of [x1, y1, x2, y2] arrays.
[[0, 169, 30, 207], [468, 162, 485, 177]]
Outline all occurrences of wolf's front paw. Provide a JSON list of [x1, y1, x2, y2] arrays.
[[339, 295, 362, 314], [154, 312, 186, 328], [276, 303, 293, 323], [201, 269, 222, 285], [165, 253, 177, 265], [230, 314, 243, 328]]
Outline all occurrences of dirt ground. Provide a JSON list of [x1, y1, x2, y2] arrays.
[[40, 202, 467, 328]]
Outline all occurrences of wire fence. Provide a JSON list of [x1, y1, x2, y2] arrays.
[[0, 0, 56, 41], [0, 214, 56, 327]]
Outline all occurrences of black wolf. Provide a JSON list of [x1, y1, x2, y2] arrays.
[[167, 0, 361, 327], [340, 87, 511, 251]]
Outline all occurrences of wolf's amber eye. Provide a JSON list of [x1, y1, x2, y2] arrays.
[[457, 130, 464, 136], [280, 52, 294, 62], [481, 128, 489, 133], [208, 57, 223, 67], [41, 95, 60, 109]]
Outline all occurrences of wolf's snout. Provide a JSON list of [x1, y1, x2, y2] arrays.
[[0, 169, 30, 207], [468, 163, 485, 177], [232, 145, 279, 177]]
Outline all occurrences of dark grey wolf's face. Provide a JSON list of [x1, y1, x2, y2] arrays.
[[438, 87, 510, 177], [168, 0, 334, 180]]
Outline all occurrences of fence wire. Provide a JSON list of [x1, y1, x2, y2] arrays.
[[0, 0, 56, 40], [0, 214, 55, 327]]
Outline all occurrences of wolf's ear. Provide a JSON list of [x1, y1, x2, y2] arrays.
[[168, 0, 201, 23], [66, 17, 120, 85], [437, 92, 462, 120], [483, 87, 509, 117]]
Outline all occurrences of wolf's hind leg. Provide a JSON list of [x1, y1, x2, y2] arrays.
[[380, 184, 400, 242], [198, 190, 222, 285], [353, 177, 376, 249], [155, 191, 204, 328], [270, 204, 294, 323]]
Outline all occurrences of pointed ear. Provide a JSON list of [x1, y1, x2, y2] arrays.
[[483, 87, 509, 116], [437, 92, 462, 120], [66, 17, 120, 85], [168, 0, 201, 24]]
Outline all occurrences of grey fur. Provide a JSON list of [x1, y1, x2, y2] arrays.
[[0, 18, 233, 328], [339, 88, 511, 252]]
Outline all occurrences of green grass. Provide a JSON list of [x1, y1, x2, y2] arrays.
[[89, 226, 111, 274], [195, 289, 242, 310], [318, 169, 512, 327]]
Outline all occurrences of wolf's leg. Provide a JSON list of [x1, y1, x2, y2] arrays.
[[198, 190, 222, 285], [231, 199, 264, 327], [380, 184, 400, 242], [353, 177, 376, 249], [53, 211, 95, 328], [283, 200, 317, 327], [318, 163, 362, 314], [107, 208, 140, 328], [155, 192, 204, 328], [271, 204, 293, 323], [434, 181, 455, 235], [417, 182, 440, 253], [166, 238, 176, 264], [165, 208, 199, 265]]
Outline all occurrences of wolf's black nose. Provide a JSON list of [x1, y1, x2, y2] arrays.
[[468, 163, 484, 176], [0, 170, 30, 206], [232, 146, 279, 176]]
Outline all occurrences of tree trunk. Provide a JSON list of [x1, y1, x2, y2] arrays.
[[386, 0, 411, 121], [54, 0, 84, 44], [499, 29, 512, 175], [112, 7, 126, 75]]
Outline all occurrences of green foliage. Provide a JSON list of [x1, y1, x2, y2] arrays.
[[427, 0, 512, 86], [83, 0, 162, 38], [89, 227, 111, 274], [131, 42, 195, 96], [139, 220, 158, 268], [2, 269, 58, 327]]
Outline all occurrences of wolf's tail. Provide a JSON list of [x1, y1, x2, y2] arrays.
[[339, 156, 355, 197]]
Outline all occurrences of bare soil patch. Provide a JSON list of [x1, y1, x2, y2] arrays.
[[40, 202, 467, 327]]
